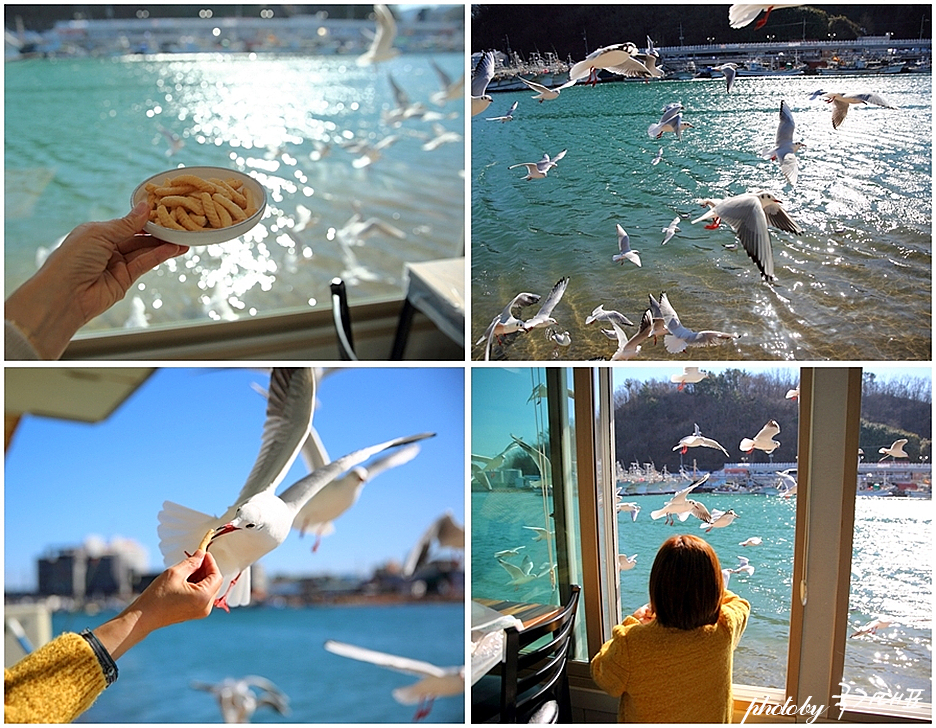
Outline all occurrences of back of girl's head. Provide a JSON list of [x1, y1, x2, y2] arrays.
[[649, 534, 724, 630]]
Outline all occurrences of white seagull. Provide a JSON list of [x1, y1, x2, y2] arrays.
[[402, 511, 465, 577], [509, 149, 567, 180], [702, 509, 740, 532], [617, 502, 641, 522], [692, 191, 803, 281], [522, 277, 569, 331], [661, 216, 681, 245], [477, 291, 541, 361], [567, 42, 651, 86], [608, 312, 653, 361], [519, 75, 576, 102], [761, 100, 804, 186], [524, 526, 551, 541], [494, 546, 525, 558], [356, 4, 399, 66], [656, 292, 739, 354], [810, 90, 898, 129], [786, 386, 800, 400], [586, 304, 634, 328], [486, 100, 518, 122], [776, 468, 797, 497], [740, 420, 780, 454], [671, 366, 708, 391], [291, 424, 422, 553], [158, 368, 433, 612], [739, 536, 763, 547], [849, 618, 893, 638], [618, 554, 638, 571], [878, 438, 909, 461], [648, 103, 692, 139], [650, 475, 713, 525], [191, 676, 290, 724], [673, 423, 729, 457], [612, 224, 641, 267], [471, 51, 496, 116], [729, 4, 804, 29], [713, 63, 738, 93], [498, 554, 548, 587], [429, 58, 464, 106], [651, 147, 664, 166], [728, 555, 755, 576], [323, 640, 464, 721]]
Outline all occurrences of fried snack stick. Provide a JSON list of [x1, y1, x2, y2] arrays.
[[196, 528, 214, 553]]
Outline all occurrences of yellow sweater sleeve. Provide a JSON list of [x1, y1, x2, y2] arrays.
[[4, 632, 107, 723], [590, 614, 639, 697]]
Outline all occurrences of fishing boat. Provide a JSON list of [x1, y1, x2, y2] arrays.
[[817, 57, 906, 75]]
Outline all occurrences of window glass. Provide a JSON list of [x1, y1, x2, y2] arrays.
[[471, 367, 584, 657], [841, 369, 932, 709], [5, 9, 464, 335], [610, 365, 800, 690]]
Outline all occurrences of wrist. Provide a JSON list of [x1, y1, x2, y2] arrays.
[[5, 269, 87, 360]]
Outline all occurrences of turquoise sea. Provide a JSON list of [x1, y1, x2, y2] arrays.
[[471, 491, 932, 703], [52, 602, 464, 723], [5, 53, 465, 333], [471, 74, 931, 361]]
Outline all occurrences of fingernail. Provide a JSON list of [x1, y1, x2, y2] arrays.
[[132, 201, 150, 216]]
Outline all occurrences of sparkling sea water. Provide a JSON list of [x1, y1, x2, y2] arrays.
[[52, 602, 464, 723], [5, 53, 465, 333], [471, 74, 931, 361], [471, 491, 931, 703]]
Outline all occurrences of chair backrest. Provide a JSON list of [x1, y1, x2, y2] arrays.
[[501, 584, 581, 723]]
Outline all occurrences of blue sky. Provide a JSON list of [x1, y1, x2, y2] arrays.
[[471, 364, 931, 456], [5, 367, 464, 591]]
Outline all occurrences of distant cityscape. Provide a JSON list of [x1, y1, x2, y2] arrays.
[[5, 538, 463, 611]]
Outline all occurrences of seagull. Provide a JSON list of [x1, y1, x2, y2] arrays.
[[728, 555, 755, 576], [617, 502, 641, 521], [384, 72, 428, 125], [656, 292, 740, 354], [878, 438, 909, 461], [673, 423, 729, 457], [524, 526, 550, 541], [323, 640, 464, 721], [776, 468, 797, 497], [786, 386, 800, 401], [522, 277, 569, 331], [508, 149, 567, 180], [567, 42, 651, 86], [545, 327, 572, 350], [191, 676, 290, 724], [729, 4, 804, 30], [471, 51, 496, 116], [518, 75, 576, 102], [671, 366, 708, 391], [618, 554, 638, 571], [761, 100, 804, 186], [650, 475, 713, 525], [497, 554, 551, 588], [429, 58, 464, 106], [661, 216, 681, 245], [648, 103, 692, 139], [356, 4, 399, 66], [586, 304, 634, 328], [612, 224, 641, 266], [713, 63, 738, 93], [486, 100, 518, 122], [157, 125, 185, 157], [477, 292, 541, 361], [157, 368, 434, 612], [702, 509, 740, 532], [651, 147, 664, 166], [608, 312, 653, 361], [402, 511, 465, 577], [494, 546, 525, 558], [739, 536, 763, 547], [740, 420, 780, 454], [849, 618, 893, 638], [692, 191, 803, 282], [421, 123, 462, 151], [810, 90, 899, 129], [291, 423, 421, 553]]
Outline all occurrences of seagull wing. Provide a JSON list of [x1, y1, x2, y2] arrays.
[[324, 640, 447, 679], [299, 425, 330, 472], [471, 51, 496, 97], [762, 204, 803, 236], [699, 436, 730, 456], [225, 368, 316, 517], [519, 76, 549, 93], [278, 433, 434, 513], [525, 277, 569, 327], [708, 194, 774, 280]]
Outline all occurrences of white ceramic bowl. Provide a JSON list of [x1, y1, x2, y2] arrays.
[[131, 166, 267, 246]]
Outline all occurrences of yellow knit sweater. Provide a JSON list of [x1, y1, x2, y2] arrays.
[[4, 632, 107, 723], [591, 590, 750, 723]]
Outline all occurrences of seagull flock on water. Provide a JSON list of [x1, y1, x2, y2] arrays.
[[473, 4, 900, 361]]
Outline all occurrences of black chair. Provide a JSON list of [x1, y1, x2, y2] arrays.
[[473, 584, 581, 723]]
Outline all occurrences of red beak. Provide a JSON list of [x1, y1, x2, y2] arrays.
[[209, 523, 240, 545]]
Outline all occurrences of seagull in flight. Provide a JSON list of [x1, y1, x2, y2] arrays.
[[519, 75, 576, 102], [509, 149, 567, 180], [608, 311, 653, 361], [740, 420, 781, 454], [648, 102, 692, 139], [471, 51, 496, 116], [650, 475, 713, 525], [729, 4, 804, 29], [728, 555, 755, 576], [761, 100, 805, 186], [702, 509, 740, 532], [158, 368, 434, 612], [356, 4, 399, 65], [656, 292, 740, 354], [616, 501, 641, 521], [810, 90, 899, 129], [673, 423, 729, 457], [612, 224, 641, 266], [713, 63, 738, 93], [477, 291, 541, 360], [619, 554, 638, 571], [190, 675, 290, 724], [324, 640, 464, 721], [402, 511, 465, 577], [671, 366, 708, 391], [878, 438, 909, 461], [486, 100, 518, 122], [522, 277, 569, 331], [567, 42, 652, 86], [661, 216, 681, 245]]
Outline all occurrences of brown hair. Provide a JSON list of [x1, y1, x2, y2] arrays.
[[648, 534, 724, 630]]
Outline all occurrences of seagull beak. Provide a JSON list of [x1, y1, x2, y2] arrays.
[[210, 523, 240, 543]]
